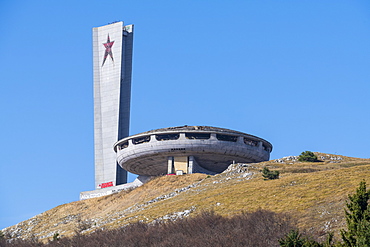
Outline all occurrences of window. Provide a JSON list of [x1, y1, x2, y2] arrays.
[[216, 134, 238, 142], [120, 141, 129, 149], [185, 133, 210, 140], [155, 133, 180, 141], [132, 135, 150, 145], [244, 137, 258, 146]]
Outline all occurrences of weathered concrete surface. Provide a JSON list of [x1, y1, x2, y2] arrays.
[[93, 21, 134, 188], [115, 126, 272, 176]]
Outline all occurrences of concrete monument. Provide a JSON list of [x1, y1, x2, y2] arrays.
[[92, 21, 133, 189], [81, 22, 274, 200], [114, 126, 272, 176]]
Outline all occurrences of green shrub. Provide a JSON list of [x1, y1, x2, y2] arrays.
[[52, 232, 60, 241], [262, 167, 280, 180], [298, 151, 318, 162]]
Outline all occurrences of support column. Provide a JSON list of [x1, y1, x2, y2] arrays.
[[167, 156, 174, 174], [188, 156, 194, 174]]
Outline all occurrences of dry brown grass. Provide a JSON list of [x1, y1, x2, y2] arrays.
[[2, 210, 294, 247], [4, 153, 370, 242]]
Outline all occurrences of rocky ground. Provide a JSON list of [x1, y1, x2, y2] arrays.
[[3, 152, 370, 243]]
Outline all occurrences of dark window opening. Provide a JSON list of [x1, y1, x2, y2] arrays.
[[216, 134, 238, 142], [120, 141, 129, 149], [263, 144, 269, 151], [155, 133, 180, 141], [244, 138, 258, 147], [132, 135, 151, 145], [185, 133, 210, 140]]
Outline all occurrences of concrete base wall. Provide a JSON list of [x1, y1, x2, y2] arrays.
[[80, 175, 151, 200]]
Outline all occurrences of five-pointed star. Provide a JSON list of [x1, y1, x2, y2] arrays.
[[102, 34, 115, 66]]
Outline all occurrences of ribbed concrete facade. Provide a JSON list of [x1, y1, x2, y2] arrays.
[[93, 22, 133, 189], [114, 126, 272, 176]]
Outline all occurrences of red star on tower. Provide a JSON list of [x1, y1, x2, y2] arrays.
[[102, 34, 115, 66]]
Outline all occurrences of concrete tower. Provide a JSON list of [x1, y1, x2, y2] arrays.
[[92, 21, 134, 189]]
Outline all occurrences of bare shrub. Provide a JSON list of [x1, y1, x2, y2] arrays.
[[0, 237, 43, 247], [1, 209, 293, 247]]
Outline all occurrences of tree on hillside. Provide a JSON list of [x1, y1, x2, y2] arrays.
[[278, 229, 305, 246], [340, 180, 370, 246], [278, 181, 370, 247], [262, 167, 280, 180], [298, 151, 318, 162]]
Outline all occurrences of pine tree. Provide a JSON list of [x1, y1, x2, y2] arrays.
[[279, 229, 305, 247], [340, 181, 370, 246], [279, 229, 334, 247]]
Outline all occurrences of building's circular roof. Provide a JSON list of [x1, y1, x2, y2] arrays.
[[114, 126, 272, 152], [114, 126, 272, 176]]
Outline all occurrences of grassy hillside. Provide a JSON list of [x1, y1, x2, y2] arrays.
[[3, 153, 370, 242]]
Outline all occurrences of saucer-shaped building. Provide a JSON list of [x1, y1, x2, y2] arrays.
[[114, 126, 272, 176]]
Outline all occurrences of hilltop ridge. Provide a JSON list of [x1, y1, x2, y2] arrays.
[[3, 152, 370, 242]]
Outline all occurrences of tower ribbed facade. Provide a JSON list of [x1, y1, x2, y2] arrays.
[[92, 22, 134, 189]]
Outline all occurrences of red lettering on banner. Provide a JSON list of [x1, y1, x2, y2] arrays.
[[98, 181, 114, 188]]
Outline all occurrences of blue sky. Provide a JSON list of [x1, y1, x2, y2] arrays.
[[1, 0, 370, 229]]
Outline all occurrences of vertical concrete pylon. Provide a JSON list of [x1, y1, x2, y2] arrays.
[[92, 22, 134, 189]]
